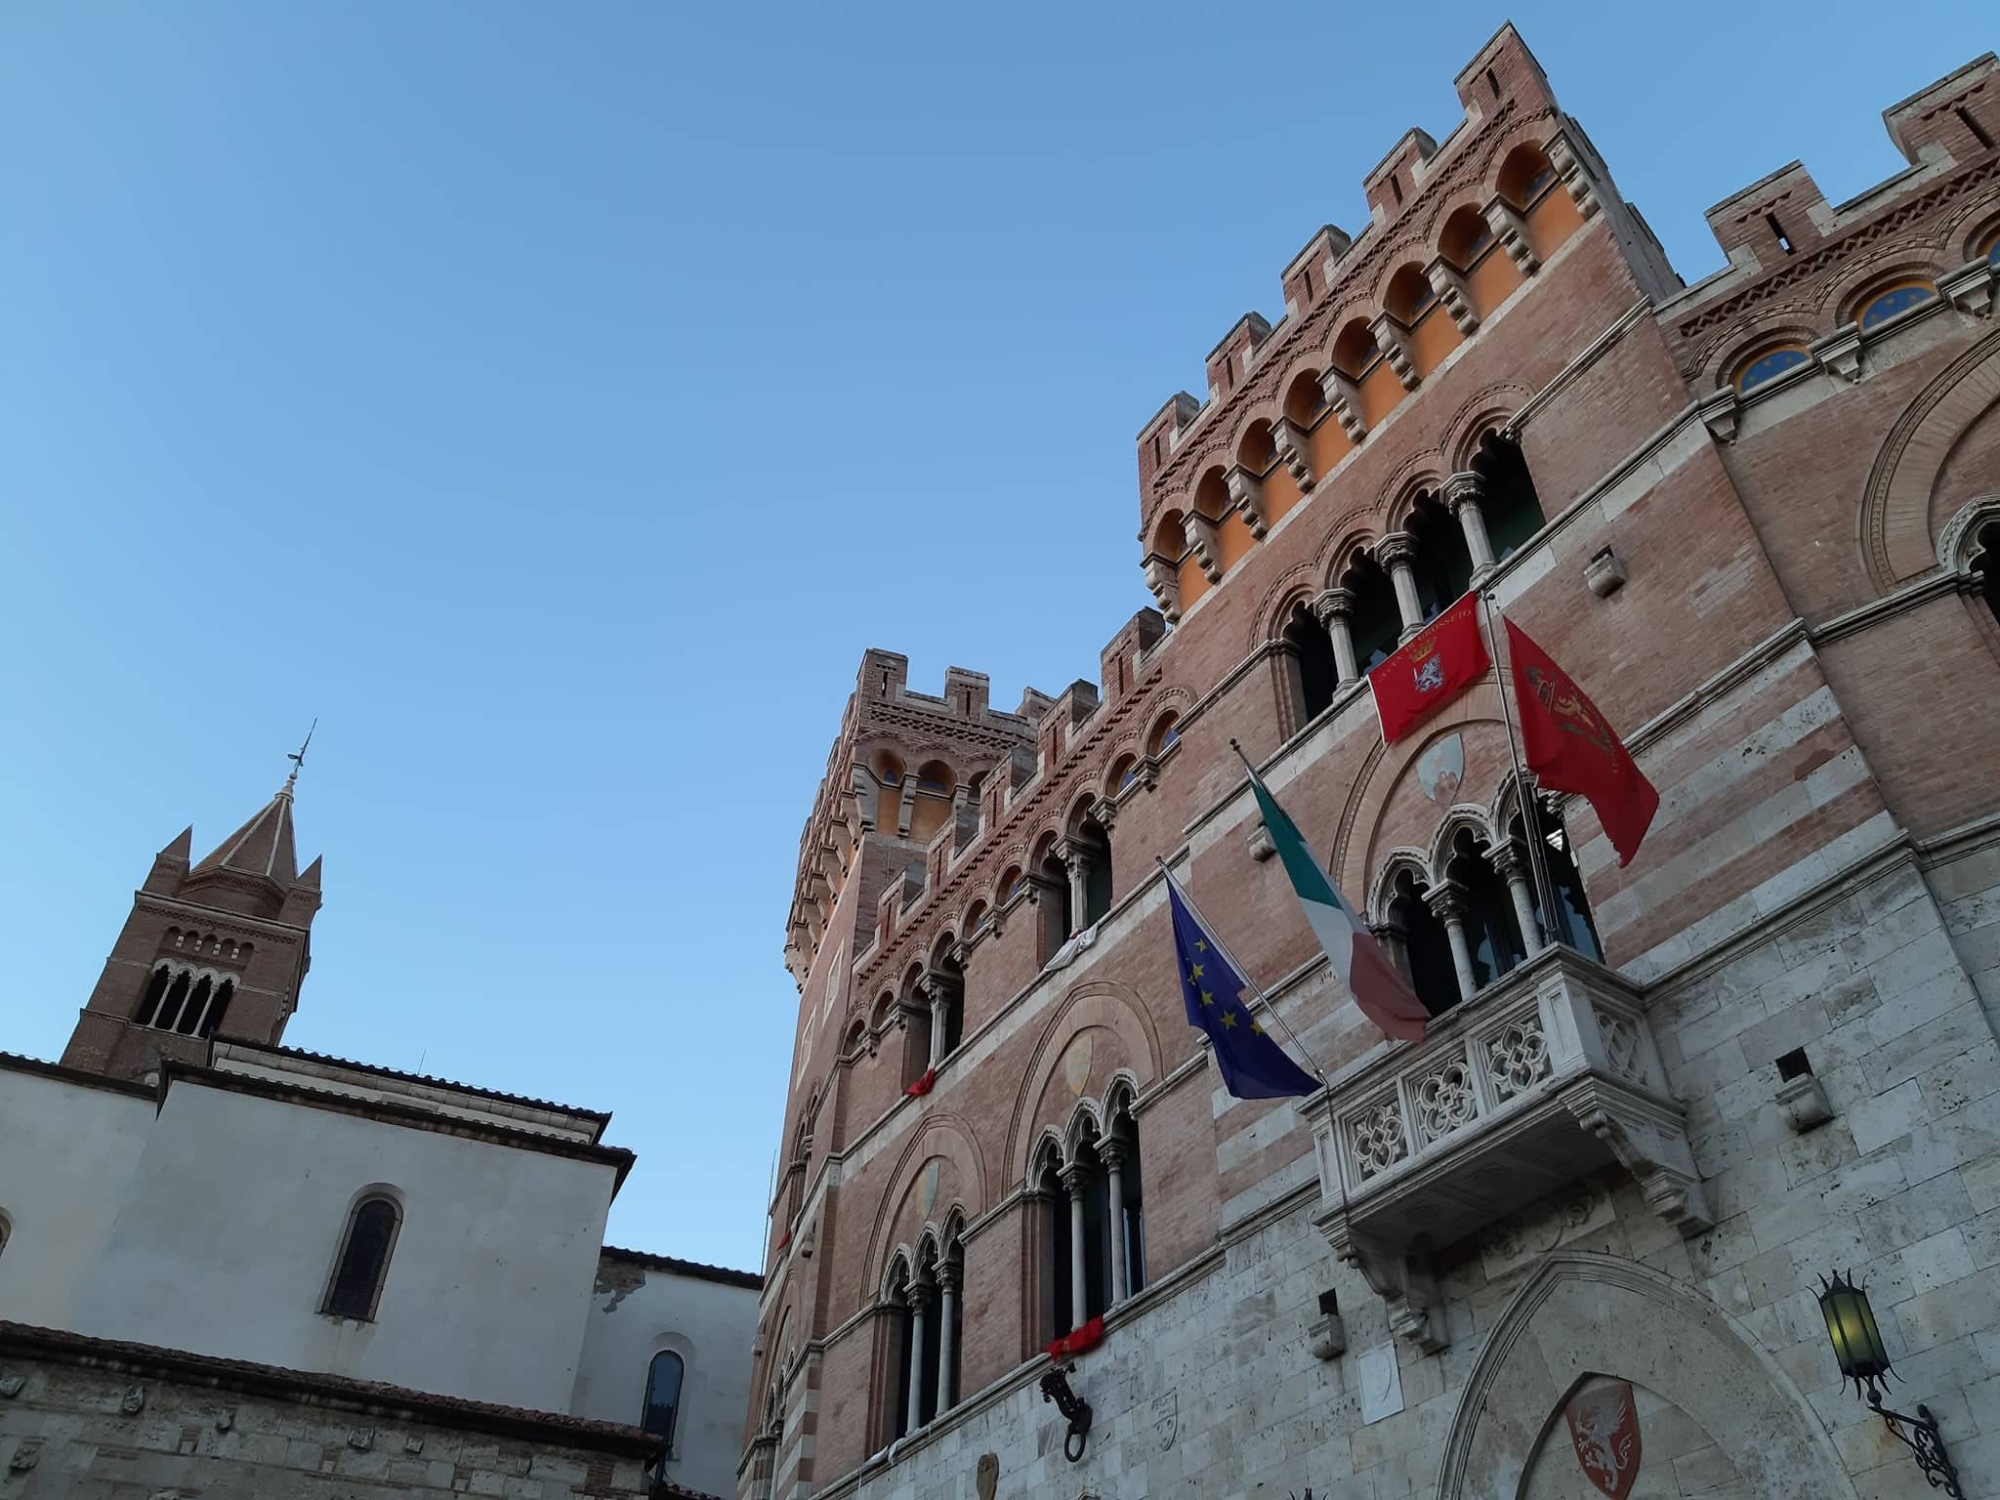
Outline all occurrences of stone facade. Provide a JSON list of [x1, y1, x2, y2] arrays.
[[0, 1321, 661, 1499], [749, 23, 2000, 1500]]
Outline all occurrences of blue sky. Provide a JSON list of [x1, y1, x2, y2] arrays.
[[0, 2, 1984, 1271]]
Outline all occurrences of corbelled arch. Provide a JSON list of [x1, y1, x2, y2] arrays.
[[1861, 324, 2000, 590], [1004, 980, 1164, 1186], [1436, 1251, 1857, 1499]]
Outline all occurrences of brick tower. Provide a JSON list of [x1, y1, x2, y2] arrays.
[[60, 773, 322, 1083]]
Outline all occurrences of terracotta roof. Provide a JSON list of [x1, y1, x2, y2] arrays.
[[190, 778, 299, 884], [600, 1245, 762, 1290], [0, 1320, 661, 1459], [229, 1040, 612, 1124]]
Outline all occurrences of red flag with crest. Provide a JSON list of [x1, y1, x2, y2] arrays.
[[1504, 620, 1659, 867], [1367, 592, 1489, 744]]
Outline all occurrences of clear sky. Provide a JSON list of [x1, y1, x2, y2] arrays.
[[0, 1, 1985, 1271]]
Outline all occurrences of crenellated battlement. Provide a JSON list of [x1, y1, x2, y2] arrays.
[[1131, 23, 1634, 628], [1657, 50, 1998, 413]]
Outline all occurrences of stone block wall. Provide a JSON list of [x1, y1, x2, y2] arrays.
[[0, 1323, 657, 1500]]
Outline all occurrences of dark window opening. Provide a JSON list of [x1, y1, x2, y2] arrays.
[[134, 967, 171, 1027], [1285, 602, 1340, 722], [1485, 67, 1500, 100], [325, 1196, 400, 1322], [1776, 1048, 1813, 1082], [1978, 525, 2000, 630], [1043, 1160, 1073, 1343], [1073, 819, 1114, 929], [177, 976, 213, 1036], [1318, 1288, 1340, 1317], [202, 980, 235, 1039], [1390, 876, 1461, 1017], [1408, 495, 1475, 620], [642, 1351, 685, 1451], [1765, 212, 1794, 254], [889, 1274, 915, 1441], [1115, 1121, 1146, 1296], [1036, 855, 1073, 961], [1510, 799, 1603, 961], [1078, 1146, 1111, 1323], [1958, 104, 1995, 151], [1343, 556, 1402, 671], [1472, 432, 1548, 561], [917, 1275, 942, 1424], [1446, 837, 1529, 990]]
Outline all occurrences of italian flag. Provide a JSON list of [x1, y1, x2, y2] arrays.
[[1242, 759, 1431, 1043]]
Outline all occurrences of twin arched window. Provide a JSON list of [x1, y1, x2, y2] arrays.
[[323, 1195, 400, 1322], [642, 1350, 685, 1451]]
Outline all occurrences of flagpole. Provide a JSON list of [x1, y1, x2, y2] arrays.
[[1155, 855, 1330, 1089], [1480, 588, 1565, 953]]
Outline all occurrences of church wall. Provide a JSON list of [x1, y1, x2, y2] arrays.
[[72, 1077, 615, 1415], [0, 1066, 151, 1330], [572, 1256, 761, 1500]]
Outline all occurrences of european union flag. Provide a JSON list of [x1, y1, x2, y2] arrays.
[[1164, 868, 1321, 1100]]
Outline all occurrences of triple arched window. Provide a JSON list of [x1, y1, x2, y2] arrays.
[[1035, 1092, 1145, 1348], [133, 963, 236, 1039], [883, 1220, 965, 1443], [641, 1350, 686, 1452], [323, 1194, 400, 1322]]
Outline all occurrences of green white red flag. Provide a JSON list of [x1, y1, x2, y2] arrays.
[[1241, 759, 1430, 1042]]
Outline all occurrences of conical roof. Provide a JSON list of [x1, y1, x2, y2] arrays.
[[190, 774, 300, 885]]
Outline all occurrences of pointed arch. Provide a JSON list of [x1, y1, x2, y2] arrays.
[[1004, 980, 1165, 1187], [1436, 1251, 1858, 1499], [858, 1111, 989, 1300]]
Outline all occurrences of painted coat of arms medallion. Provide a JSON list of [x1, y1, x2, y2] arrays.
[[1564, 1379, 1641, 1498]]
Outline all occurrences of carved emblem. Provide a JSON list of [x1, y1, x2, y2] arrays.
[[975, 1451, 999, 1500], [1062, 1034, 1093, 1097], [1152, 1390, 1178, 1450], [1415, 733, 1465, 807], [1565, 1380, 1641, 1498], [121, 1384, 146, 1414]]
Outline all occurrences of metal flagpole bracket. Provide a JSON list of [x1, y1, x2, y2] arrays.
[[1039, 1362, 1093, 1463]]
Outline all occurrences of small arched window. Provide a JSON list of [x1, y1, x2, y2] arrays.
[[642, 1350, 686, 1451], [1734, 344, 1811, 393], [324, 1195, 400, 1322], [1857, 281, 1937, 330], [1147, 713, 1181, 756]]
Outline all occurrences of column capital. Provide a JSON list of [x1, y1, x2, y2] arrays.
[[1374, 531, 1420, 571], [1052, 835, 1093, 877], [1059, 1161, 1093, 1197], [1441, 470, 1486, 513], [1310, 586, 1356, 628], [937, 1259, 961, 1293], [1425, 881, 1471, 923], [1099, 1138, 1129, 1170], [906, 1279, 938, 1314], [1489, 838, 1533, 879]]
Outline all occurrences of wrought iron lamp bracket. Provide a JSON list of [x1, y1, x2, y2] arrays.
[[1866, 1384, 1965, 1498]]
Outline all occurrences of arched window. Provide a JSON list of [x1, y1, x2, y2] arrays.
[[1386, 873, 1461, 1017], [1039, 1102, 1145, 1348], [641, 1350, 685, 1451], [1342, 554, 1402, 671], [323, 1195, 400, 1322], [1444, 831, 1529, 990], [1734, 344, 1811, 393], [1069, 814, 1114, 929], [1332, 319, 1381, 380], [1109, 754, 1139, 792], [885, 1257, 916, 1443], [1439, 205, 1495, 271], [134, 965, 171, 1027], [1857, 281, 1937, 330], [1977, 523, 2000, 631], [1147, 713, 1181, 755], [1383, 264, 1437, 326], [203, 979, 235, 1037], [1496, 144, 1557, 209], [1407, 492, 1475, 619], [1034, 844, 1072, 962], [1470, 432, 1547, 562], [1509, 797, 1603, 962], [1284, 601, 1340, 722], [177, 976, 213, 1036]]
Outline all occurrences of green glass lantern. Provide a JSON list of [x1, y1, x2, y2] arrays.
[[1817, 1271, 1891, 1399]]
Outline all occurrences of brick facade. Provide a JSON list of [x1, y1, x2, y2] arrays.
[[748, 26, 2000, 1500]]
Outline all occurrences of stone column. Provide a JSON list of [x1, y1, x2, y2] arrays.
[[905, 1281, 934, 1432], [1429, 885, 1479, 1004], [1061, 1163, 1091, 1331], [1493, 841, 1547, 954], [1310, 587, 1361, 685], [1056, 837, 1093, 929], [1374, 532, 1425, 638], [936, 1262, 959, 1411], [1443, 471, 1497, 576], [1100, 1140, 1129, 1306], [927, 986, 950, 1066]]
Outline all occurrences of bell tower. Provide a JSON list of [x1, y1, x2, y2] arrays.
[[61, 773, 323, 1083]]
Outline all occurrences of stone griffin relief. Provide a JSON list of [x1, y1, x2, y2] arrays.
[[1564, 1379, 1642, 1498]]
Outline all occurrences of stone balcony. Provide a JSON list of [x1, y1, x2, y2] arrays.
[[1304, 945, 1709, 1352]]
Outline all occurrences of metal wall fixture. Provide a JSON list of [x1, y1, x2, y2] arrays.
[[1039, 1362, 1093, 1464], [1817, 1271, 1965, 1498]]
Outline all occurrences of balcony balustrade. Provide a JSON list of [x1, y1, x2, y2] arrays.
[[1305, 945, 1708, 1351]]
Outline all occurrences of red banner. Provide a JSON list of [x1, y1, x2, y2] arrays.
[[904, 1068, 936, 1098], [1368, 593, 1489, 744], [1045, 1315, 1104, 1361], [1505, 620, 1660, 867]]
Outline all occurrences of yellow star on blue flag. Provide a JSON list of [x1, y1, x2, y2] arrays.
[[1163, 868, 1319, 1100]]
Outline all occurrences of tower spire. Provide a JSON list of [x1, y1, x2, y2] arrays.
[[284, 718, 316, 796]]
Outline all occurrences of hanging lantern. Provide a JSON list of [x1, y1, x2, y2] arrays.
[[1817, 1271, 1891, 1399]]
